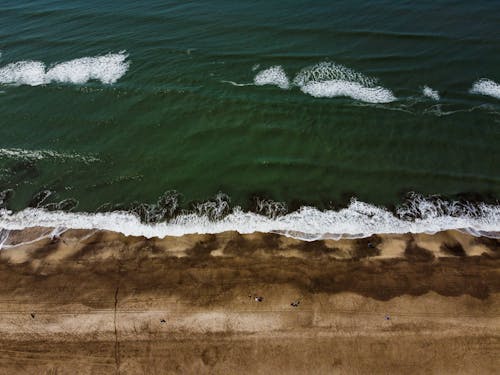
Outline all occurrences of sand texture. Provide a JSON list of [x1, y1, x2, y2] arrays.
[[0, 229, 499, 374]]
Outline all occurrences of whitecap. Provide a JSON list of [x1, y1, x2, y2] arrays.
[[254, 66, 290, 89], [293, 61, 396, 103], [46, 53, 129, 84], [0, 52, 129, 86], [422, 85, 440, 100], [300, 80, 396, 103], [470, 78, 500, 100], [293, 61, 377, 88], [0, 61, 46, 86]]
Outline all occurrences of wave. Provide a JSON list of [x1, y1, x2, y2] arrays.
[[253, 66, 290, 89], [0, 52, 129, 86], [0, 148, 99, 163], [246, 62, 396, 103], [233, 62, 500, 107], [422, 85, 440, 101], [470, 78, 500, 100], [293, 62, 396, 103], [0, 194, 498, 241]]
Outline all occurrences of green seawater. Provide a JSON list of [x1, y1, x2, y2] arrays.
[[0, 0, 499, 215]]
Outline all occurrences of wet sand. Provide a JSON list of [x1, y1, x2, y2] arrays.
[[0, 228, 499, 374]]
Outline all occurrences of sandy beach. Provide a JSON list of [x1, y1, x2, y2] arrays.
[[0, 228, 498, 374]]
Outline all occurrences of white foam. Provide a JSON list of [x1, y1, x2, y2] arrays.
[[46, 53, 129, 84], [254, 66, 290, 89], [293, 62, 377, 87], [0, 196, 498, 241], [0, 52, 129, 86], [293, 62, 396, 103], [300, 80, 396, 103], [0, 61, 46, 86], [470, 78, 500, 100], [422, 85, 440, 100], [0, 148, 99, 163]]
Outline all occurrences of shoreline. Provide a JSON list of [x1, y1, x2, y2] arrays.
[[0, 228, 499, 373], [1, 198, 500, 241], [1, 227, 499, 259]]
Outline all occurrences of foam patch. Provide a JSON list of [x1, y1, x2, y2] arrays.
[[0, 52, 129, 86], [470, 78, 500, 100], [254, 66, 290, 89]]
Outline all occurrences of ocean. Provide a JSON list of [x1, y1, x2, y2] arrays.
[[0, 0, 499, 239]]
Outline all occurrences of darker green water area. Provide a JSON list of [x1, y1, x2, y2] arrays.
[[0, 1, 499, 212]]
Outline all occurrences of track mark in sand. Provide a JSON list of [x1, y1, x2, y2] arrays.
[[114, 287, 120, 374]]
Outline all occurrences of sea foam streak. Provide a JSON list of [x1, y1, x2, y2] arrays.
[[0, 148, 99, 163], [0, 52, 129, 86], [470, 78, 500, 100], [0, 196, 498, 241]]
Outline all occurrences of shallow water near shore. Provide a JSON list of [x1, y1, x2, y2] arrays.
[[0, 1, 499, 235]]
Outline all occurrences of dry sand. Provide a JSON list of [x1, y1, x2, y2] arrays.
[[0, 228, 499, 374]]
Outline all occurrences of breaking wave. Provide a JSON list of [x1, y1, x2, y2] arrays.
[[0, 194, 498, 241], [293, 62, 396, 103], [235, 63, 500, 106], [470, 78, 500, 100], [246, 61, 396, 103], [0, 52, 129, 86]]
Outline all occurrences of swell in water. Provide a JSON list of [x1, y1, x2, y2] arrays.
[[251, 62, 396, 103], [0, 52, 129, 86], [0, 148, 99, 163], [227, 62, 500, 107], [0, 193, 498, 242]]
